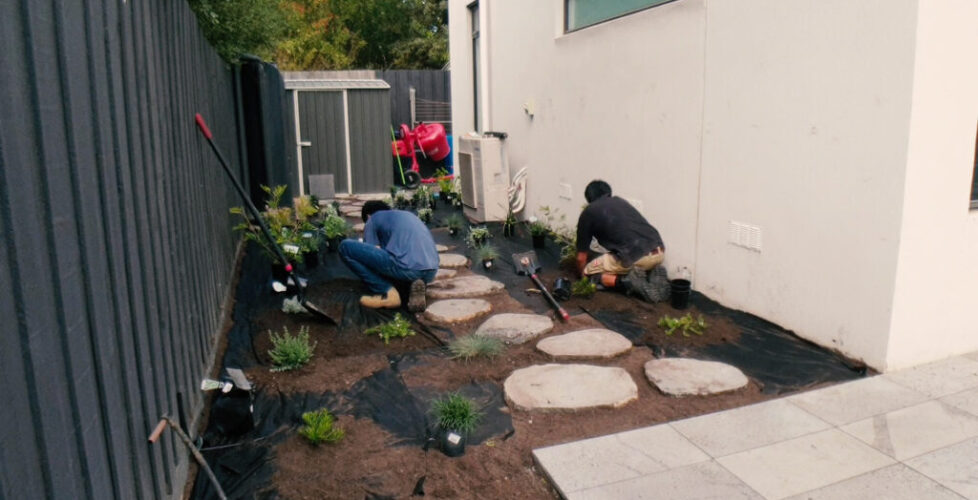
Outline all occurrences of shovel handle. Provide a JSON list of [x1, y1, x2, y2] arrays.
[[531, 274, 570, 322]]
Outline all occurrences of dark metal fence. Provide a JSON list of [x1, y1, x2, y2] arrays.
[[0, 1, 244, 498]]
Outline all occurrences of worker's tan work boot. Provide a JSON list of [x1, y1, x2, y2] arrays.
[[360, 287, 402, 309], [407, 279, 427, 313]]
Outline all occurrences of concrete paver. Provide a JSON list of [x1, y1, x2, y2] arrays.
[[788, 376, 929, 426], [905, 436, 978, 499], [783, 464, 962, 500], [840, 400, 978, 460], [883, 356, 978, 398], [570, 461, 762, 500]]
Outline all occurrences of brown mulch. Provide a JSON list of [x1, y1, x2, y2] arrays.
[[251, 266, 775, 499]]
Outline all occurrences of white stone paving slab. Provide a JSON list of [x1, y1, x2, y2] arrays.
[[644, 358, 749, 397], [883, 356, 978, 398], [570, 461, 761, 500], [340, 206, 362, 217], [423, 299, 491, 324], [475, 313, 553, 344], [505, 364, 637, 411], [438, 253, 469, 268], [940, 387, 978, 417], [840, 400, 978, 460], [536, 329, 632, 359], [717, 429, 895, 500], [433, 268, 456, 280], [783, 463, 962, 500], [905, 436, 978, 499], [788, 375, 929, 426], [426, 275, 504, 299], [352, 222, 365, 233], [533, 425, 709, 495], [671, 399, 832, 457], [435, 244, 449, 252]]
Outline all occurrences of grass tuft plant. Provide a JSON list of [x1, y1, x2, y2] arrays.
[[268, 325, 315, 372], [448, 335, 505, 361], [657, 313, 708, 337], [298, 408, 345, 445], [571, 277, 597, 298], [431, 393, 482, 434], [364, 313, 415, 344]]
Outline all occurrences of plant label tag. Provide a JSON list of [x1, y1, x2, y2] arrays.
[[447, 432, 461, 445], [283, 244, 300, 255]]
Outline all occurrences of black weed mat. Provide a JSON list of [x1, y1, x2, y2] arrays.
[[192, 240, 511, 500]]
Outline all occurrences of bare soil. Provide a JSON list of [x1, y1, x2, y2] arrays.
[[250, 266, 774, 499]]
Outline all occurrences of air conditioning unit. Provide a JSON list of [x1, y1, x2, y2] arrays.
[[457, 135, 510, 222]]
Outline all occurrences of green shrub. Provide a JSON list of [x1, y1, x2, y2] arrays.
[[322, 214, 350, 239], [571, 277, 597, 298], [474, 243, 499, 262], [431, 393, 482, 434], [657, 313, 708, 337], [364, 313, 415, 344], [448, 335, 505, 361], [267, 325, 315, 371], [465, 226, 491, 249], [299, 408, 345, 445]]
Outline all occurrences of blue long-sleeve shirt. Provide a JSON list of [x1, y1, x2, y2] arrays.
[[363, 210, 439, 271]]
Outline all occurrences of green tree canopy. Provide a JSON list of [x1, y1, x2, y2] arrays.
[[189, 0, 448, 70]]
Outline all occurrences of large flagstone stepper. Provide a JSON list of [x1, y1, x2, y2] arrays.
[[644, 358, 749, 396], [423, 299, 492, 324], [474, 313, 553, 344], [505, 364, 638, 411], [427, 275, 504, 299], [439, 253, 469, 268], [536, 328, 632, 359]]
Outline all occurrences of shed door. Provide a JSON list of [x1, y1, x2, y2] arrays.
[[347, 89, 392, 193], [296, 91, 348, 194]]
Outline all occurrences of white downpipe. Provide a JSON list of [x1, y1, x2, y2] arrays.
[[342, 90, 353, 194], [292, 90, 306, 196]]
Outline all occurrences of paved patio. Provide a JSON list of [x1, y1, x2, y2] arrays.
[[534, 352, 978, 499]]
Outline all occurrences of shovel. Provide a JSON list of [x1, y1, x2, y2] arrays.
[[195, 113, 338, 325], [512, 251, 570, 322]]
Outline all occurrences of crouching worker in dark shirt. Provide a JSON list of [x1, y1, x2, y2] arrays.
[[339, 200, 439, 312], [575, 180, 667, 302]]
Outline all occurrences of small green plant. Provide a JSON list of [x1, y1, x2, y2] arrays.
[[502, 208, 517, 236], [298, 408, 345, 445], [448, 335, 505, 361], [444, 213, 465, 234], [465, 226, 491, 248], [267, 325, 315, 372], [475, 243, 499, 262], [281, 296, 306, 314], [431, 393, 482, 434], [364, 313, 415, 344], [417, 207, 433, 223], [571, 277, 597, 298], [658, 313, 708, 337], [526, 216, 549, 237], [322, 213, 350, 239], [435, 167, 454, 196], [413, 185, 434, 209]]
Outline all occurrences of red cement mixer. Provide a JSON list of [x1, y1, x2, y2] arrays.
[[391, 123, 451, 185]]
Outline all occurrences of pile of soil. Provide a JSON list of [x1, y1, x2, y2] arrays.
[[193, 219, 866, 499]]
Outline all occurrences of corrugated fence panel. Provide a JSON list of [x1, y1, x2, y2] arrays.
[[376, 69, 451, 130], [0, 0, 243, 498], [349, 89, 394, 193]]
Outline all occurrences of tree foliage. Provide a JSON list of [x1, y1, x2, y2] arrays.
[[189, 0, 448, 69]]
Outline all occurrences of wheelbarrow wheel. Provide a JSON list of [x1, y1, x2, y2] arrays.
[[403, 170, 421, 189]]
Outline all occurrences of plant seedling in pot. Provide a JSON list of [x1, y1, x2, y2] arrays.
[[465, 226, 491, 249], [417, 207, 433, 224], [444, 213, 465, 237], [475, 244, 499, 271], [431, 393, 482, 457], [571, 277, 597, 298], [267, 325, 315, 372]]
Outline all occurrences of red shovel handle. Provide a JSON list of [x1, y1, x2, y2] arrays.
[[195, 113, 213, 140]]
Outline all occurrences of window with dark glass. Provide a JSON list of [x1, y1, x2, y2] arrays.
[[565, 0, 676, 32]]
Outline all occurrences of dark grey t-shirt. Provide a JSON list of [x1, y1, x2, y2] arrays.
[[576, 196, 664, 267], [364, 210, 439, 271]]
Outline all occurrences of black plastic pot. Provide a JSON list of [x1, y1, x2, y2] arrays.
[[670, 279, 691, 310], [439, 428, 466, 457], [303, 251, 319, 269], [327, 237, 343, 253], [532, 234, 546, 249], [552, 277, 571, 301], [448, 227, 459, 237], [503, 225, 515, 238], [482, 259, 494, 271]]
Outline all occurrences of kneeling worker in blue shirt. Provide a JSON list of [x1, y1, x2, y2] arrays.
[[339, 200, 438, 312]]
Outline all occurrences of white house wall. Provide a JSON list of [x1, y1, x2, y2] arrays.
[[449, 0, 975, 370], [887, 0, 978, 370]]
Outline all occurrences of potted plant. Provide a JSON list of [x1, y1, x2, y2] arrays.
[[466, 226, 491, 248], [527, 217, 549, 249], [475, 244, 499, 271], [571, 277, 597, 298], [503, 209, 517, 238], [394, 191, 411, 210], [413, 185, 434, 210], [417, 207, 433, 225], [231, 185, 315, 279], [430, 393, 482, 457], [435, 167, 454, 206], [322, 213, 350, 252], [444, 213, 465, 237]]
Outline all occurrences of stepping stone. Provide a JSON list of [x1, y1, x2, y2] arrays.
[[436, 244, 449, 252], [434, 268, 457, 280], [439, 253, 469, 268], [352, 222, 365, 233], [475, 313, 553, 344], [341, 206, 362, 217], [354, 193, 389, 201], [644, 358, 749, 397], [424, 299, 492, 323], [427, 275, 504, 299], [505, 364, 638, 411], [536, 328, 632, 359]]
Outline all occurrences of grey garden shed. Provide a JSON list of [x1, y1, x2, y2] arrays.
[[285, 78, 393, 196]]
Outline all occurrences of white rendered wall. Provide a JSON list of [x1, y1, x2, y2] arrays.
[[449, 0, 707, 274], [886, 0, 978, 371], [449, 0, 975, 370]]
